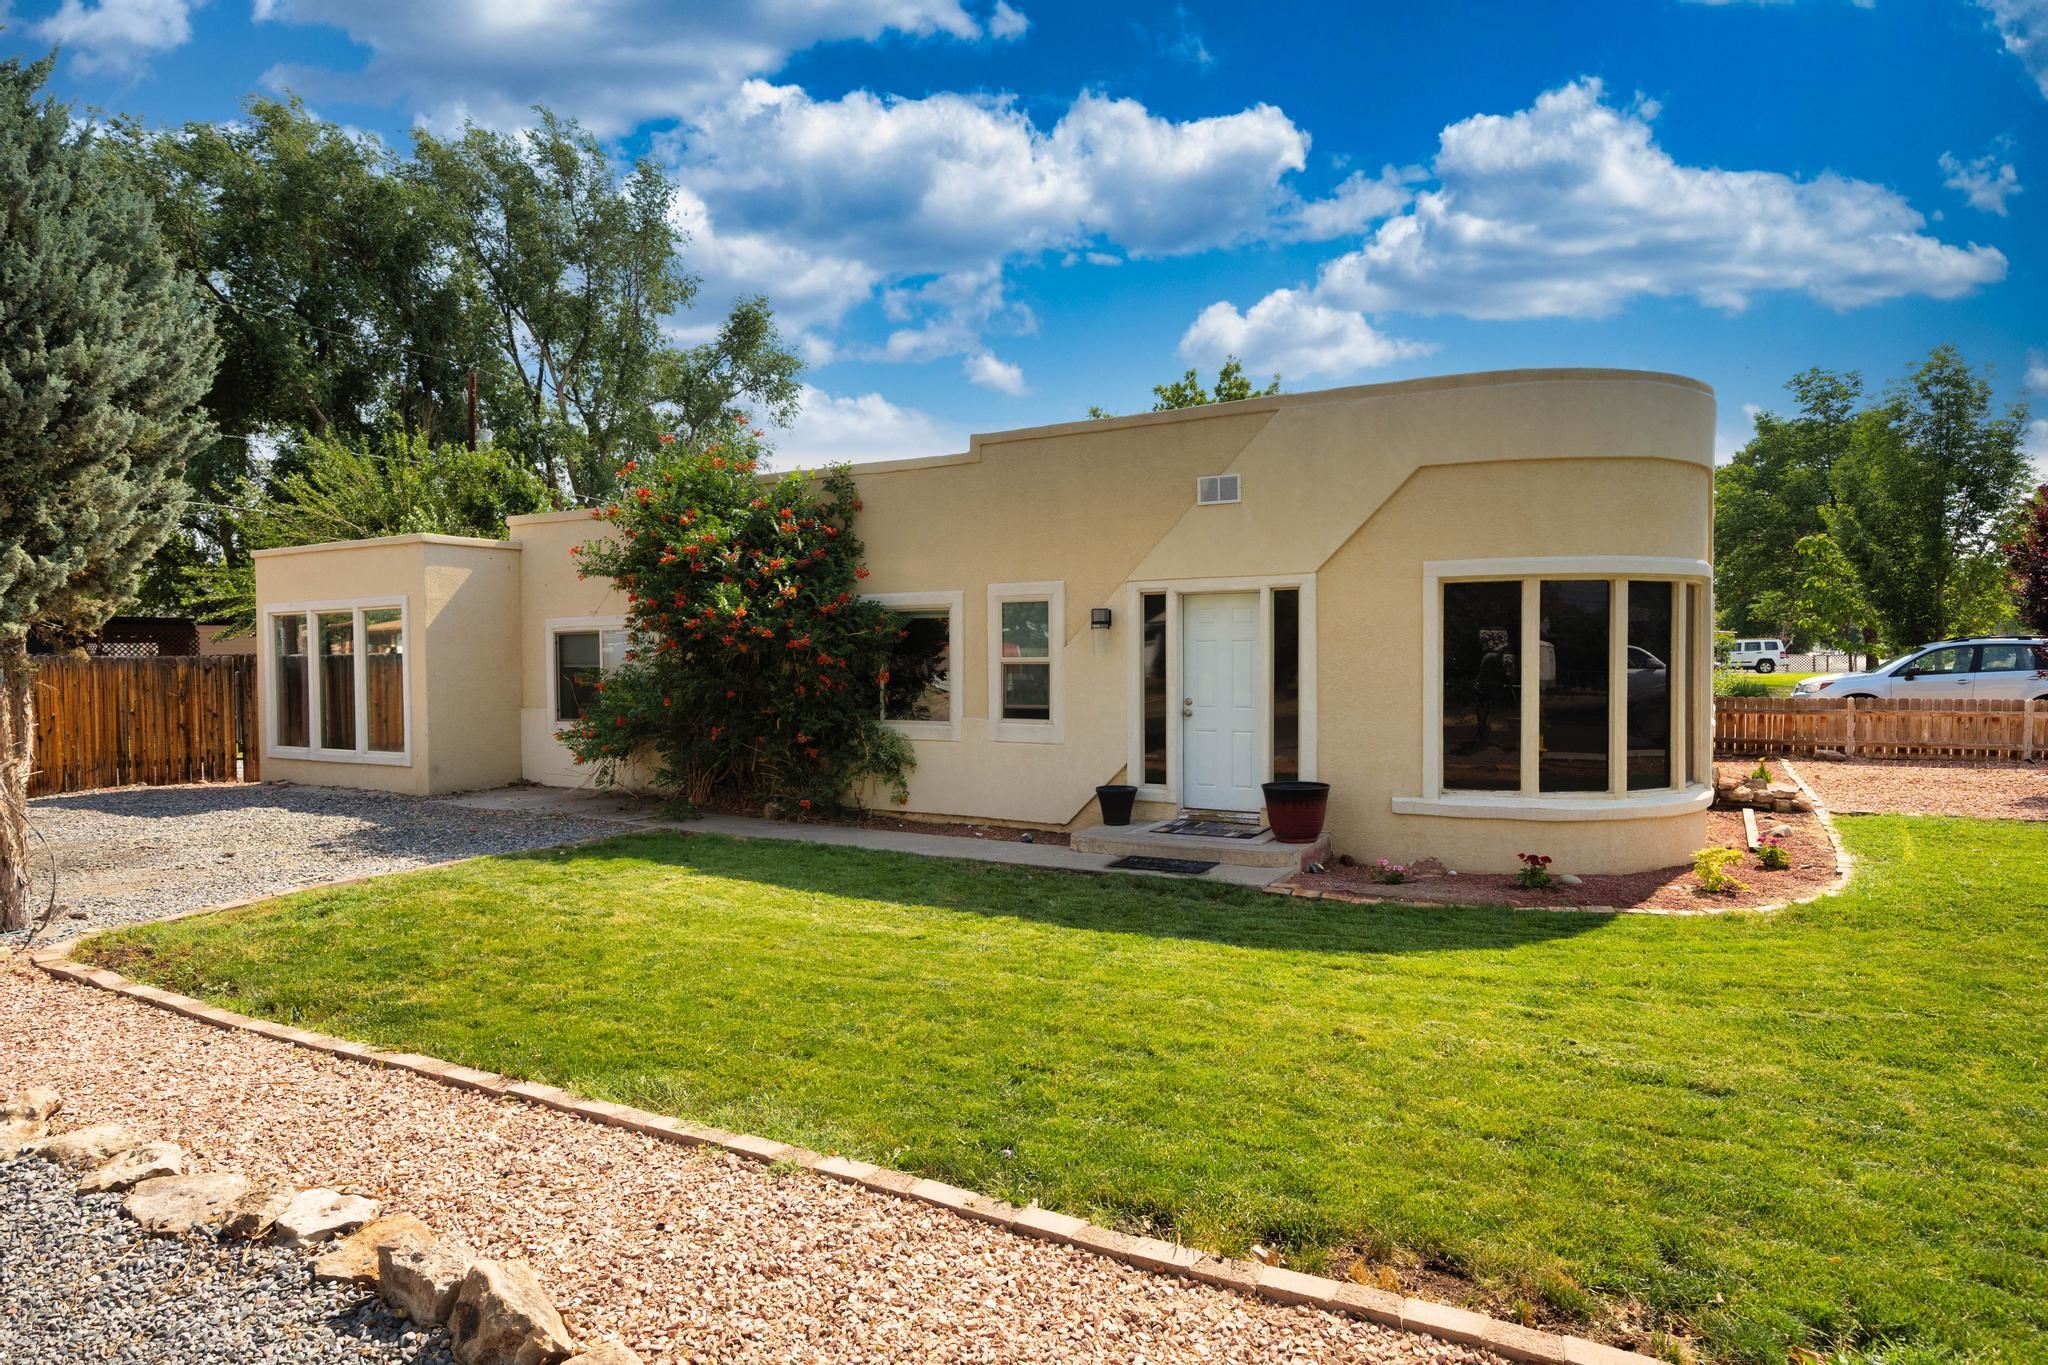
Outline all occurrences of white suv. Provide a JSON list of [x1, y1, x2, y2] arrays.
[[1791, 637, 2048, 702], [1727, 638, 1787, 673]]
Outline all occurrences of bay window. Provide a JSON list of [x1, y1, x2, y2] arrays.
[[1414, 559, 1709, 814], [267, 600, 409, 763]]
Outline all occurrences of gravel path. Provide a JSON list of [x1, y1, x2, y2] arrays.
[[0, 1155, 449, 1364], [0, 963, 1498, 1365], [9, 783, 619, 944], [1794, 757, 2048, 820]]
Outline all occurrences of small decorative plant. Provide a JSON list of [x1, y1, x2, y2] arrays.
[[1693, 846, 1749, 894], [1515, 853, 1554, 889], [1757, 834, 1790, 871], [1750, 762, 1772, 783], [1372, 858, 1410, 885]]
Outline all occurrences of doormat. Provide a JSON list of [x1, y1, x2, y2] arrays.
[[1153, 818, 1267, 839], [1107, 855, 1220, 875]]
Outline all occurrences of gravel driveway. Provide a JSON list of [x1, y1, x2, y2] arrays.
[[1793, 757, 2048, 820], [0, 1156, 449, 1364], [0, 965, 1497, 1365], [9, 782, 619, 944]]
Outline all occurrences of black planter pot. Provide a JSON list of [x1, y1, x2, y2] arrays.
[[1262, 781, 1331, 843], [1095, 783, 1139, 826]]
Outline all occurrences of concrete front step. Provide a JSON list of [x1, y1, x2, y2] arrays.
[[1071, 820, 1330, 870]]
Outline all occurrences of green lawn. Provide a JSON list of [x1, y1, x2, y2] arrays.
[[81, 818, 2048, 1363], [1717, 669, 1823, 695]]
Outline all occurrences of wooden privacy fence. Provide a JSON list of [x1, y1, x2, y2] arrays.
[[28, 655, 259, 796], [1715, 695, 2047, 761]]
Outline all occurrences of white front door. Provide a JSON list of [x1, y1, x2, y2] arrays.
[[1181, 592, 1262, 811]]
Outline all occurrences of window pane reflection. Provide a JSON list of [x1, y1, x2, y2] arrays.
[[1141, 593, 1166, 784], [1626, 582, 1671, 790], [1272, 588, 1300, 780], [1442, 581, 1521, 790], [1539, 580, 1609, 792]]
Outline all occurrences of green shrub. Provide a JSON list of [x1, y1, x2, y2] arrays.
[[1693, 846, 1748, 895], [561, 426, 914, 812], [1757, 835, 1790, 871]]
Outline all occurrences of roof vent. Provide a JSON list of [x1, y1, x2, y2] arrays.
[[1196, 473, 1241, 505]]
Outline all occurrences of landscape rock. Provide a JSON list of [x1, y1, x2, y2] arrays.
[[77, 1140, 185, 1193], [380, 1239, 476, 1327], [447, 1259, 576, 1365], [1767, 822, 1793, 838], [123, 1171, 252, 1233], [19, 1121, 145, 1169], [567, 1345, 643, 1365], [311, 1213, 435, 1287], [2, 1085, 61, 1123], [220, 1184, 297, 1239], [270, 1187, 382, 1246], [1554, 872, 1583, 887]]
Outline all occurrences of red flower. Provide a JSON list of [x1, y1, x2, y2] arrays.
[[620, 460, 639, 473], [799, 798, 812, 809], [854, 567, 869, 580], [658, 433, 676, 445]]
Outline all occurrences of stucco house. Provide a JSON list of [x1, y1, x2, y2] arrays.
[[251, 367, 1716, 874]]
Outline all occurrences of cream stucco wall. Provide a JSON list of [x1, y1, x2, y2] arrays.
[[252, 535, 523, 796], [255, 368, 1718, 873]]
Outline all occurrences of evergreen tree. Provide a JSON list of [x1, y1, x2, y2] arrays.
[[0, 56, 218, 929]]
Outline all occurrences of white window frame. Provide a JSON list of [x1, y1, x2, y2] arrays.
[[987, 581, 1066, 744], [262, 596, 412, 767], [545, 615, 631, 733], [1122, 574, 1318, 807], [1402, 556, 1713, 821], [868, 591, 964, 742]]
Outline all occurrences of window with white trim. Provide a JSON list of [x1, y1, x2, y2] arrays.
[[267, 601, 409, 763], [549, 620, 632, 723], [1433, 567, 1705, 803], [869, 591, 963, 740], [987, 582, 1064, 742]]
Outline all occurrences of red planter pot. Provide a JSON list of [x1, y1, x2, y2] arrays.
[[1263, 781, 1330, 843]]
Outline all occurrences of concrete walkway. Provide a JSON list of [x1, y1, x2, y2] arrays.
[[435, 785, 1290, 887]]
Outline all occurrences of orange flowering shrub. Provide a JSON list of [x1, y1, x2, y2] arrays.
[[560, 423, 912, 811]]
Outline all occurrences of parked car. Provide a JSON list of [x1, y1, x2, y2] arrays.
[[1727, 638, 1787, 673], [1790, 637, 2048, 701]]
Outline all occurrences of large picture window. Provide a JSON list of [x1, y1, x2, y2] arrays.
[[267, 601, 408, 763], [1425, 564, 1705, 807], [882, 610, 951, 723]]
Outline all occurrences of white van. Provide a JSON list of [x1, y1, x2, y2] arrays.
[[1729, 638, 1787, 673]]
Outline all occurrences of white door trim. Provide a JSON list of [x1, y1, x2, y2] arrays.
[[1122, 573, 1317, 807]]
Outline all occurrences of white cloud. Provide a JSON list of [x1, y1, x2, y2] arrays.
[[988, 0, 1028, 40], [770, 385, 964, 467], [963, 352, 1027, 395], [1941, 149, 2023, 214], [662, 81, 1377, 368], [2026, 418, 2048, 485], [1978, 0, 2048, 99], [2027, 348, 2048, 391], [1178, 288, 1432, 381], [1178, 79, 2004, 384], [35, 0, 198, 75], [1311, 80, 2005, 320], [251, 0, 996, 135]]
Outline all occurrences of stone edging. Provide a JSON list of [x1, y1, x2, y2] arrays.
[[26, 944, 1658, 1365]]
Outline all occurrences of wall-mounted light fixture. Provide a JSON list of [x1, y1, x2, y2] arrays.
[[1090, 607, 1113, 631]]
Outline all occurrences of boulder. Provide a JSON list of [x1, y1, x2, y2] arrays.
[[2, 1086, 61, 1123], [1554, 872, 1583, 887], [380, 1240, 476, 1328], [269, 1188, 382, 1247], [123, 1172, 251, 1233], [1766, 822, 1793, 838], [447, 1259, 576, 1365], [312, 1214, 435, 1288], [221, 1186, 298, 1240], [20, 1122, 146, 1169], [78, 1141, 185, 1194], [568, 1346, 643, 1365]]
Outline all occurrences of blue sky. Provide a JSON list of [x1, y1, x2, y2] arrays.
[[8, 0, 2047, 474]]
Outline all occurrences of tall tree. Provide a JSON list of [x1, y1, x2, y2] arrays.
[[2004, 484, 2048, 634], [1089, 355, 1280, 418], [1748, 534, 1879, 658], [0, 56, 218, 928], [412, 112, 799, 501], [1712, 368, 1861, 637], [1829, 346, 2031, 644]]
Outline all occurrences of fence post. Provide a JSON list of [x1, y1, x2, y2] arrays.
[[1843, 698, 1857, 758], [2026, 698, 2037, 764]]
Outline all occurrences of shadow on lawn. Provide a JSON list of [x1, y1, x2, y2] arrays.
[[583, 830, 1616, 956]]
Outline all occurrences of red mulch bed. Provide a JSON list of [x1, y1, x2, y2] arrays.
[[1284, 765, 1838, 912]]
